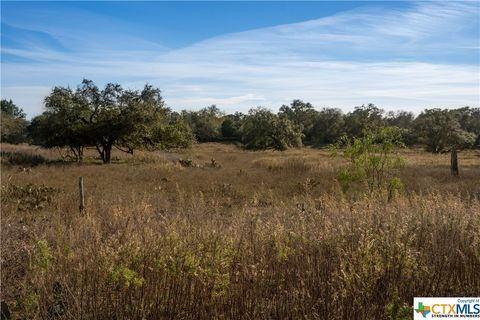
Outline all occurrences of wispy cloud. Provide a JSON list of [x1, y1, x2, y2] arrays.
[[1, 1, 479, 118]]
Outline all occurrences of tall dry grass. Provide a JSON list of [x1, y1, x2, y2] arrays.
[[1, 143, 479, 319]]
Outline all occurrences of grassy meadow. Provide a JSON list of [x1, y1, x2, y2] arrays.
[[1, 143, 479, 319]]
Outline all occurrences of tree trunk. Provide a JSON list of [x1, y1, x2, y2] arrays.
[[104, 145, 112, 163], [450, 148, 459, 176], [74, 146, 84, 162], [95, 145, 105, 163], [78, 147, 84, 162], [95, 141, 113, 164]]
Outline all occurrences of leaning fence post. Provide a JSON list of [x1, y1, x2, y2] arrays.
[[79, 176, 85, 213]]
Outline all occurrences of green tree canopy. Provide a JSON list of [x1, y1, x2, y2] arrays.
[[344, 104, 385, 138], [1, 99, 26, 118], [450, 107, 480, 147], [1, 99, 29, 144], [414, 108, 476, 153], [310, 108, 345, 146], [182, 105, 223, 142], [30, 79, 194, 163], [278, 99, 318, 143], [221, 112, 244, 140], [384, 111, 416, 146], [241, 107, 303, 150]]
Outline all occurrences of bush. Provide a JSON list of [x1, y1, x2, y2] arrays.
[[332, 127, 405, 198], [155, 119, 196, 149]]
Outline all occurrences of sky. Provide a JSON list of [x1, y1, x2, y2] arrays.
[[1, 1, 479, 119]]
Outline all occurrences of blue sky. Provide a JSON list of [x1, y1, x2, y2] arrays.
[[1, 1, 479, 118]]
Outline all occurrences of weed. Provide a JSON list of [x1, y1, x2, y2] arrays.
[[109, 265, 144, 288], [179, 158, 195, 167], [1, 143, 479, 319], [34, 240, 53, 271], [2, 183, 57, 211], [1, 150, 47, 167]]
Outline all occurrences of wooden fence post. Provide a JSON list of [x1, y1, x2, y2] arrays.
[[79, 176, 85, 213], [451, 148, 459, 176]]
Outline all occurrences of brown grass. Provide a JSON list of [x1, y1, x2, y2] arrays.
[[1, 143, 479, 319]]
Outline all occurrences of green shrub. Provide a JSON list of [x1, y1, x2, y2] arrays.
[[109, 265, 144, 288], [332, 127, 405, 197], [34, 240, 53, 271]]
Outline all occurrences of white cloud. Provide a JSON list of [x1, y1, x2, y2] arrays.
[[1, 1, 479, 118]]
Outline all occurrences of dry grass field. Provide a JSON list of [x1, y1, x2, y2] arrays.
[[1, 143, 479, 319]]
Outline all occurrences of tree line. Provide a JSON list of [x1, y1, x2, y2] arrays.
[[1, 79, 479, 163]]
